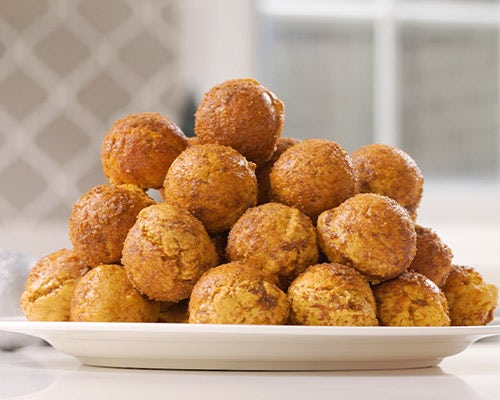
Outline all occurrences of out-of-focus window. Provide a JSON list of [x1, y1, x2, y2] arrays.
[[256, 0, 500, 180], [259, 18, 374, 151], [400, 24, 497, 178]]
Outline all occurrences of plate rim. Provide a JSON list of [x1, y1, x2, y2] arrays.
[[1, 316, 499, 338], [2, 316, 499, 370]]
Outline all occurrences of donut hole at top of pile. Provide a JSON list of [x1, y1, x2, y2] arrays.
[[20, 78, 498, 327]]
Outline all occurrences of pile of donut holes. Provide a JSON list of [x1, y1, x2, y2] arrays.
[[21, 78, 498, 327]]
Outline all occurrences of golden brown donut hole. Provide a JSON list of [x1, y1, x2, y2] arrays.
[[189, 262, 290, 325], [352, 143, 424, 220], [122, 203, 218, 302], [317, 193, 417, 284], [70, 264, 160, 322], [163, 144, 258, 234], [270, 139, 358, 222], [442, 265, 498, 326], [194, 78, 284, 166], [226, 202, 318, 289], [101, 112, 187, 189], [68, 184, 155, 267], [373, 271, 450, 326], [287, 263, 378, 326], [21, 249, 89, 321]]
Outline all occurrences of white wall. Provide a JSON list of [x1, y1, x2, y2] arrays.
[[178, 0, 257, 100]]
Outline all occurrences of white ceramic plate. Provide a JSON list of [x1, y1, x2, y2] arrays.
[[0, 318, 499, 371]]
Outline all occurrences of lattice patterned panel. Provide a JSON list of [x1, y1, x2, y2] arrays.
[[0, 0, 185, 225]]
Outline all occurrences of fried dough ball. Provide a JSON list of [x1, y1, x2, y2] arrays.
[[70, 264, 160, 322], [226, 202, 318, 288], [194, 78, 284, 165], [373, 271, 450, 326], [287, 263, 378, 326], [409, 225, 453, 287], [158, 300, 189, 323], [352, 143, 424, 220], [101, 112, 187, 189], [163, 144, 258, 234], [20, 249, 89, 321], [186, 136, 201, 146], [256, 137, 299, 204], [69, 184, 155, 267], [122, 203, 218, 302], [442, 265, 498, 326], [189, 262, 290, 325], [270, 139, 358, 222], [317, 193, 417, 284]]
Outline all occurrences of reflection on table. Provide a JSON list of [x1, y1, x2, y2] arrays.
[[0, 338, 499, 400]]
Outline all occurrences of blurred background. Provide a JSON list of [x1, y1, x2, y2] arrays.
[[0, 0, 499, 285]]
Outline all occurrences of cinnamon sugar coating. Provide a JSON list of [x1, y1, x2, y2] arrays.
[[69, 184, 155, 267], [352, 143, 424, 220], [287, 263, 378, 326], [373, 271, 450, 326], [163, 144, 258, 234], [20, 249, 89, 321], [70, 264, 159, 322], [317, 193, 416, 284], [442, 265, 498, 326], [194, 78, 284, 165], [226, 202, 318, 289], [101, 112, 187, 189], [270, 139, 358, 222], [256, 137, 299, 204], [122, 203, 218, 302], [189, 262, 289, 325], [409, 225, 453, 287]]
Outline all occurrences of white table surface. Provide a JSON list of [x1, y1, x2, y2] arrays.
[[1, 338, 499, 400]]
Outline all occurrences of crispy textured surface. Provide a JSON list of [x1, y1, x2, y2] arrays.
[[317, 193, 417, 284], [256, 137, 299, 204], [442, 265, 498, 326], [189, 262, 290, 325], [409, 225, 453, 287], [226, 202, 318, 289], [373, 271, 450, 326], [101, 112, 187, 189], [20, 249, 89, 321], [69, 184, 155, 267], [194, 78, 284, 165], [163, 144, 258, 234], [352, 143, 424, 220], [70, 264, 159, 322], [287, 263, 378, 326], [187, 136, 201, 146], [122, 203, 218, 302], [270, 139, 358, 222]]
